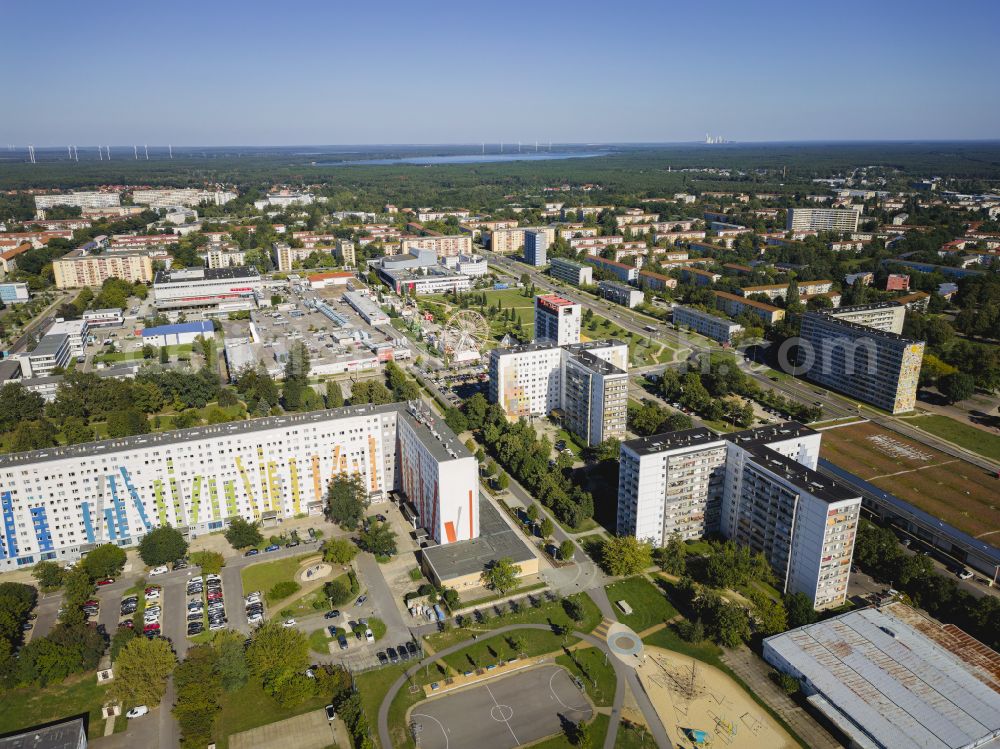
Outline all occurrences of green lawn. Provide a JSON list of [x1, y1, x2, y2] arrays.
[[604, 577, 678, 633], [94, 343, 193, 363], [308, 627, 334, 654], [555, 645, 617, 707], [213, 680, 330, 749], [356, 663, 411, 749], [614, 717, 658, 748], [459, 581, 548, 607], [909, 414, 1000, 461], [240, 554, 314, 596], [527, 713, 611, 749], [425, 592, 602, 651], [0, 673, 112, 739], [440, 629, 572, 674]]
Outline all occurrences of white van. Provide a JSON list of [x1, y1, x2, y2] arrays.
[[149, 565, 169, 576]]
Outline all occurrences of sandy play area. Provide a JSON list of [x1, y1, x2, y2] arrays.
[[637, 647, 794, 749]]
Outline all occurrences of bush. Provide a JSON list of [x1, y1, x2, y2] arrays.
[[772, 671, 800, 695], [417, 583, 436, 597], [268, 580, 301, 601]]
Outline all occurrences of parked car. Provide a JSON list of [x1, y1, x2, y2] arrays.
[[355, 595, 367, 606], [265, 544, 280, 552], [377, 651, 388, 665], [282, 619, 297, 628], [325, 705, 336, 721], [405, 642, 418, 657], [97, 578, 115, 586], [387, 647, 399, 663], [338, 635, 349, 650], [125, 706, 149, 719], [324, 609, 340, 620], [149, 565, 169, 576], [365, 629, 374, 643], [244, 549, 259, 557]]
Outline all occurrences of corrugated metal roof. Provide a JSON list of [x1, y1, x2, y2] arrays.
[[765, 604, 1000, 749]]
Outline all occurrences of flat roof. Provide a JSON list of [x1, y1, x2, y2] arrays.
[[31, 333, 68, 357], [714, 290, 782, 312], [742, 444, 858, 504], [765, 603, 1000, 749], [422, 496, 536, 580], [0, 716, 87, 749], [154, 266, 260, 284], [536, 293, 576, 307], [0, 401, 468, 469], [622, 427, 724, 456], [142, 321, 214, 336], [568, 349, 625, 376]]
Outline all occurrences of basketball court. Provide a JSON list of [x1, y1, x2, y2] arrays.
[[409, 665, 593, 749]]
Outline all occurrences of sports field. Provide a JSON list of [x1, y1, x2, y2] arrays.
[[819, 421, 1000, 539]]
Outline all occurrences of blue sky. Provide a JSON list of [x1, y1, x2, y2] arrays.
[[2, 0, 998, 146]]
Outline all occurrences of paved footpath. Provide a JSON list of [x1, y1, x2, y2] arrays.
[[722, 646, 840, 749]]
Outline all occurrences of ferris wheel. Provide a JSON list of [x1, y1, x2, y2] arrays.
[[439, 309, 489, 363]]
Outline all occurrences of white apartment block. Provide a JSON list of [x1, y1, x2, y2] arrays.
[[336, 239, 356, 267], [132, 189, 237, 209], [416, 209, 470, 222], [0, 403, 477, 570], [534, 294, 581, 345], [672, 305, 743, 344], [738, 280, 833, 302], [253, 193, 315, 210], [46, 319, 89, 358], [487, 226, 556, 254], [35, 192, 120, 216], [488, 340, 628, 446], [798, 304, 923, 414], [206, 248, 248, 269], [618, 429, 728, 543], [617, 423, 858, 609], [549, 257, 594, 287], [52, 251, 154, 289], [787, 208, 860, 233], [400, 234, 472, 258]]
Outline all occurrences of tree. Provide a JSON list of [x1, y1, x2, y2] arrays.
[[481, 557, 521, 596], [324, 579, 352, 606], [109, 636, 177, 708], [214, 629, 250, 692], [61, 416, 95, 445], [559, 540, 575, 562], [32, 561, 64, 592], [325, 474, 367, 529], [137, 525, 188, 567], [749, 591, 788, 636], [539, 517, 555, 539], [600, 536, 653, 576], [938, 371, 975, 404], [325, 380, 344, 408], [496, 472, 510, 491], [654, 534, 687, 576], [110, 626, 138, 661], [225, 518, 263, 550], [81, 543, 127, 581], [526, 504, 539, 522], [321, 538, 358, 565], [562, 596, 584, 622], [358, 521, 397, 558], [173, 644, 222, 747], [246, 620, 309, 686], [106, 408, 150, 438], [784, 592, 819, 629]]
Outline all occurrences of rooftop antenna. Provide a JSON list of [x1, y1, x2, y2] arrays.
[[133, 145, 138, 160], [144, 144, 149, 160]]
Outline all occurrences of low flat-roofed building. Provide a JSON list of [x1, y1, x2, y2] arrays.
[[82, 308, 124, 327], [141, 320, 214, 347], [597, 280, 644, 308], [549, 257, 593, 287], [672, 305, 743, 344], [764, 601, 1000, 749], [0, 715, 88, 749], [421, 496, 539, 591]]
